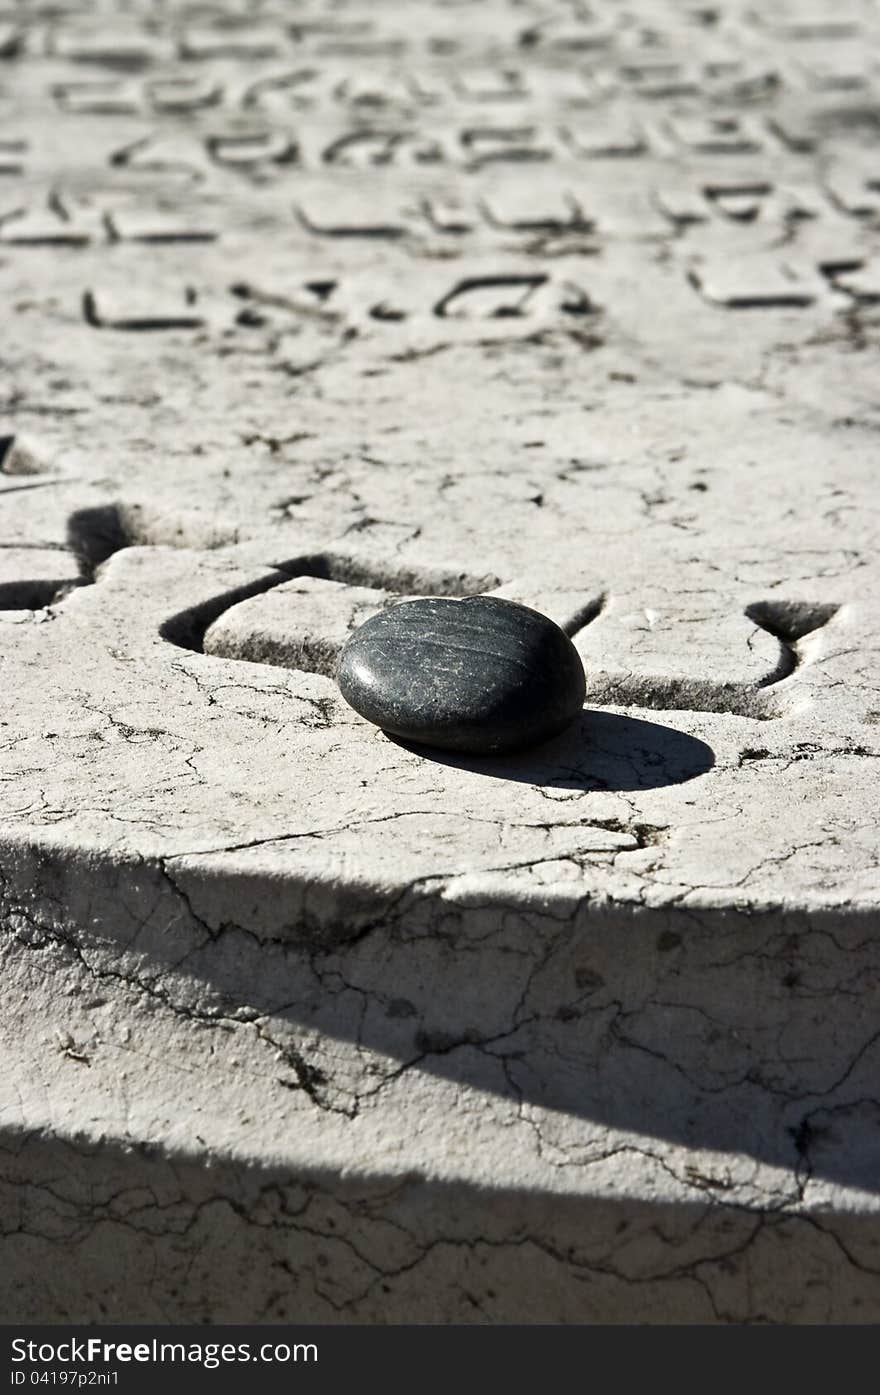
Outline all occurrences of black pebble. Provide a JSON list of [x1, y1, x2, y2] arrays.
[[336, 595, 586, 754]]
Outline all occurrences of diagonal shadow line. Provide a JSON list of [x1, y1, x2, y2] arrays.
[[4, 1120, 873, 1322], [6, 770, 878, 1198]]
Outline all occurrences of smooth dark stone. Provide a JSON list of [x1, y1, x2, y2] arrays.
[[336, 596, 586, 755]]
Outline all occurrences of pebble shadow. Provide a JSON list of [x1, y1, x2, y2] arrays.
[[389, 709, 715, 791]]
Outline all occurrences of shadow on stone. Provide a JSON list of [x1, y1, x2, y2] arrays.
[[6, 1123, 877, 1322], [11, 833, 879, 1202], [389, 709, 715, 791]]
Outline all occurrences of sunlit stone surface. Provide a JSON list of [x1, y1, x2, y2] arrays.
[[2, 0, 880, 1325]]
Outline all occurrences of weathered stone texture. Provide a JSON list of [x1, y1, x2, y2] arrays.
[[2, 0, 880, 1323]]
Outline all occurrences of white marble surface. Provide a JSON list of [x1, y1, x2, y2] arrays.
[[2, 0, 880, 1323]]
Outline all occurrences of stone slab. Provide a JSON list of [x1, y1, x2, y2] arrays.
[[1, 0, 880, 1324]]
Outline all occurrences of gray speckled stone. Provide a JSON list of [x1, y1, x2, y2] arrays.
[[336, 595, 586, 754]]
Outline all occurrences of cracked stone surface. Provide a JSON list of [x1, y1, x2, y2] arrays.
[[2, 0, 880, 1324]]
